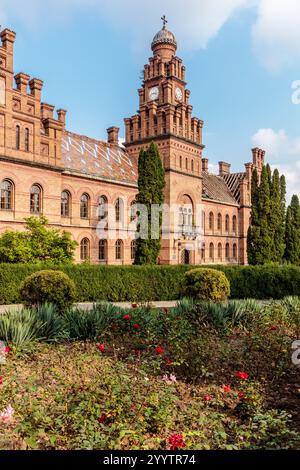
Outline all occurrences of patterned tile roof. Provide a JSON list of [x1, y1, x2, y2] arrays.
[[202, 172, 239, 205], [221, 172, 246, 204], [61, 131, 137, 185]]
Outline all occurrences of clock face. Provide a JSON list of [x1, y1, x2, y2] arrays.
[[175, 87, 183, 102], [149, 86, 159, 101]]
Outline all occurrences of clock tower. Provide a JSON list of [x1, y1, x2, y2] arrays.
[[124, 18, 204, 264]]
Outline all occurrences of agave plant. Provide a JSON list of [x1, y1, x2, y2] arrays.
[[0, 308, 42, 350], [34, 303, 66, 342]]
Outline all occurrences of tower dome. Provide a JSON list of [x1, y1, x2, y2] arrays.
[[151, 16, 177, 61]]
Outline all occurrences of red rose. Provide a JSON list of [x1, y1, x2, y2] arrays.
[[131, 304, 138, 309], [223, 385, 231, 393], [168, 433, 186, 451], [97, 413, 107, 424], [238, 392, 245, 400], [155, 346, 164, 355], [0, 377, 3, 385], [4, 346, 10, 354], [97, 344, 106, 353], [133, 324, 140, 330], [204, 395, 212, 402], [123, 314, 131, 321], [236, 371, 249, 380], [270, 325, 278, 331]]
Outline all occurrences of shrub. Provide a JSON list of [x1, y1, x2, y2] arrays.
[[20, 270, 76, 313], [183, 268, 230, 302], [0, 264, 300, 305]]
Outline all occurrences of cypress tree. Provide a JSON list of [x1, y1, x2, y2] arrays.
[[134, 142, 165, 265], [270, 169, 285, 262], [284, 195, 300, 264]]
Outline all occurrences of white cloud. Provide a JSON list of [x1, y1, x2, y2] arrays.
[[0, 0, 254, 52], [252, 128, 300, 202], [252, 0, 300, 71]]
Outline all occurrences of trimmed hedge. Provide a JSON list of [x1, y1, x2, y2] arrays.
[[0, 264, 299, 305]]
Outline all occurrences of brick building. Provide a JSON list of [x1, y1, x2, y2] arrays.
[[0, 22, 265, 265]]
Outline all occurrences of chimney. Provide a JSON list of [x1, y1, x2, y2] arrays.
[[0, 29, 16, 51], [219, 161, 231, 176], [29, 78, 44, 99], [15, 72, 30, 94], [245, 162, 252, 181], [202, 158, 209, 172], [41, 102, 55, 119], [107, 126, 119, 145], [57, 109, 67, 128]]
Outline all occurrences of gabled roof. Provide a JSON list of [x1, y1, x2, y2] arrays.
[[61, 131, 137, 185], [202, 172, 239, 205]]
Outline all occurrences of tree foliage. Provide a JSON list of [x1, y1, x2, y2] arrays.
[[284, 195, 300, 265], [0, 216, 77, 264], [248, 166, 286, 265], [134, 142, 165, 265]]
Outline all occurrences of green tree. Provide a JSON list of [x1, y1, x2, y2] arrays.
[[270, 169, 285, 262], [0, 216, 77, 264], [284, 195, 300, 264], [135, 142, 165, 265]]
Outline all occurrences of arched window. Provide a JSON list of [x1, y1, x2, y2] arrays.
[[225, 243, 230, 260], [30, 184, 42, 214], [209, 212, 214, 231], [209, 242, 214, 261], [130, 200, 137, 222], [233, 243, 237, 260], [0, 179, 13, 210], [115, 239, 123, 260], [80, 193, 89, 219], [99, 239, 107, 261], [98, 195, 108, 221], [131, 240, 136, 260], [80, 238, 90, 261], [191, 160, 194, 172], [162, 112, 166, 133], [61, 191, 70, 217], [179, 195, 193, 232], [232, 215, 237, 234], [218, 243, 222, 260], [115, 198, 123, 222], [217, 213, 222, 231], [225, 214, 230, 232], [185, 158, 188, 170], [179, 156, 182, 168], [201, 243, 205, 261], [25, 128, 30, 152], [16, 125, 20, 150]]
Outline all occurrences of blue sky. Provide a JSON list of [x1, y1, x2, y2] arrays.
[[1, 0, 300, 202]]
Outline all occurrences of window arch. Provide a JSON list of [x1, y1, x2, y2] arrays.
[[233, 243, 237, 260], [115, 239, 123, 260], [115, 198, 124, 222], [191, 160, 194, 172], [98, 195, 108, 221], [99, 239, 107, 261], [232, 215, 237, 234], [80, 238, 90, 261], [61, 191, 71, 217], [0, 179, 13, 210], [16, 125, 20, 150], [225, 214, 230, 232], [185, 158, 188, 170], [209, 242, 214, 261], [25, 128, 30, 152], [201, 243, 205, 261], [225, 243, 230, 260], [30, 184, 42, 214], [80, 193, 89, 219], [179, 156, 182, 168], [130, 200, 137, 222], [131, 240, 136, 260], [218, 243, 222, 260], [217, 213, 222, 231], [209, 212, 214, 231]]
